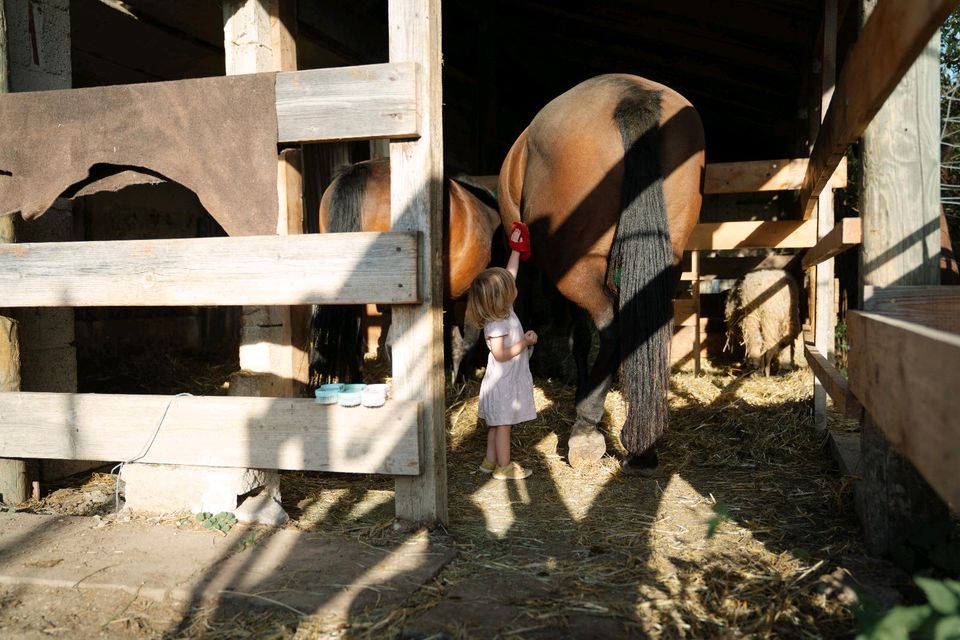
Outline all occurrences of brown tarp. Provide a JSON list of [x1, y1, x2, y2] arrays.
[[0, 73, 279, 237]]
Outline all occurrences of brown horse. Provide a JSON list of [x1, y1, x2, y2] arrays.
[[310, 157, 502, 382], [498, 74, 705, 471]]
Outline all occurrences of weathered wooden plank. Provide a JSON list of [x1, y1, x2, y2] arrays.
[[863, 286, 960, 334], [812, 0, 839, 431], [705, 157, 847, 194], [855, 7, 945, 555], [276, 62, 420, 143], [389, 0, 448, 525], [802, 217, 862, 269], [685, 219, 817, 250], [0, 392, 420, 476], [848, 312, 960, 509], [0, 232, 418, 307], [799, 0, 957, 217], [802, 330, 861, 419]]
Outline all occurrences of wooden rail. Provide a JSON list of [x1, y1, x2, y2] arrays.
[[802, 329, 862, 419], [684, 219, 817, 251], [801, 217, 862, 269], [0, 232, 418, 307], [863, 286, 960, 333], [799, 0, 958, 217], [276, 62, 420, 143], [705, 157, 847, 194], [0, 393, 421, 475], [847, 311, 960, 508]]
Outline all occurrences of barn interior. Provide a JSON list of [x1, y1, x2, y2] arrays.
[[39, 0, 861, 395], [3, 3, 956, 635]]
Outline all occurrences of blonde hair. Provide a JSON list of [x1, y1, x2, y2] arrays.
[[465, 268, 515, 328]]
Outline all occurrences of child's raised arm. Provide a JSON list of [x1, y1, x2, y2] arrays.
[[506, 221, 531, 279]]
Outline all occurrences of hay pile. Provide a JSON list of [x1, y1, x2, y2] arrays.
[[282, 363, 866, 638]]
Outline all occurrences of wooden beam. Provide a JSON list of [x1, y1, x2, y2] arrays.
[[389, 0, 448, 525], [863, 286, 960, 333], [705, 157, 847, 194], [0, 232, 419, 307], [802, 217, 862, 269], [685, 219, 817, 250], [466, 157, 849, 199], [0, 392, 420, 476], [681, 255, 795, 281], [799, 0, 958, 217], [276, 63, 419, 143], [848, 311, 960, 509], [812, 0, 839, 431], [802, 329, 862, 419]]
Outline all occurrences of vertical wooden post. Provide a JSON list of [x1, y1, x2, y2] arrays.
[[691, 250, 701, 375], [223, 0, 299, 397], [0, 215, 28, 505], [0, 6, 28, 505], [389, 0, 448, 525], [813, 0, 838, 430], [269, 0, 306, 391], [856, 0, 946, 554]]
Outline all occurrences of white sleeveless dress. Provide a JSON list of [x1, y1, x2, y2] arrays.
[[478, 309, 537, 426]]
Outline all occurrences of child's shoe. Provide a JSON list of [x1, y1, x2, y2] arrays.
[[478, 458, 496, 474], [493, 462, 532, 480]]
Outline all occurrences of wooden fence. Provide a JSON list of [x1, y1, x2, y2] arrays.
[[0, 0, 446, 523]]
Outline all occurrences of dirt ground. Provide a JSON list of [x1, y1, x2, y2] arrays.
[[0, 363, 910, 639]]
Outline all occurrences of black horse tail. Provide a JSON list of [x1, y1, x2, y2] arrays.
[[609, 87, 675, 455], [308, 162, 370, 385]]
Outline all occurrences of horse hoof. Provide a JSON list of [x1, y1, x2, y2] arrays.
[[567, 424, 606, 469]]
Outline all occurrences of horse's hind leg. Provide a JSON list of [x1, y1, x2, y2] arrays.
[[570, 304, 592, 393], [567, 295, 618, 469]]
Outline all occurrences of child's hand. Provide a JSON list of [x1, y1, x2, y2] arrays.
[[524, 330, 538, 346], [509, 221, 531, 261]]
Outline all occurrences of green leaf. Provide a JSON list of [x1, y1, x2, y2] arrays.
[[871, 605, 932, 639], [789, 548, 813, 562], [705, 502, 731, 539], [239, 531, 257, 551], [917, 577, 960, 615], [944, 580, 960, 599], [933, 615, 960, 640], [196, 512, 212, 523], [853, 595, 887, 632]]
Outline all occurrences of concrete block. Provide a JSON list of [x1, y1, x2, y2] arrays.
[[13, 308, 75, 349], [18, 345, 77, 392], [121, 463, 279, 515], [235, 493, 289, 527], [228, 370, 289, 397], [0, 459, 28, 505], [4, 0, 71, 93]]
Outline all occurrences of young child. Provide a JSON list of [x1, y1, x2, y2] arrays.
[[465, 222, 538, 480]]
